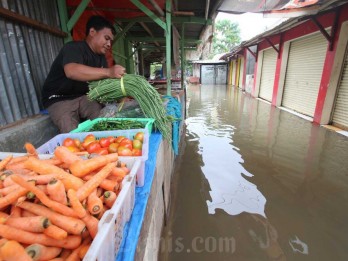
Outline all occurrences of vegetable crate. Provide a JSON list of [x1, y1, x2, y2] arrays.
[[84, 158, 141, 261], [37, 129, 149, 187], [71, 117, 155, 134]]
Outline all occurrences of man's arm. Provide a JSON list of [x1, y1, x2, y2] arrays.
[[64, 63, 126, 81]]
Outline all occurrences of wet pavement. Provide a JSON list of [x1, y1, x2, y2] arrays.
[[160, 84, 348, 261]]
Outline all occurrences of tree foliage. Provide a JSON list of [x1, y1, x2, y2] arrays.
[[213, 19, 241, 55]]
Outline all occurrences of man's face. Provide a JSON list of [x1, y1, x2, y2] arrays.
[[90, 27, 114, 54]]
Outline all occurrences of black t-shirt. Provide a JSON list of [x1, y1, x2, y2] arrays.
[[42, 41, 108, 108]]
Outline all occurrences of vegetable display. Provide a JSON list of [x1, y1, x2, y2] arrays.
[[0, 142, 131, 260], [89, 119, 145, 131], [87, 74, 172, 141]]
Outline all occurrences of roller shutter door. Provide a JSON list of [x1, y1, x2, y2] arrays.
[[282, 33, 328, 117], [201, 65, 215, 84], [238, 58, 245, 88], [232, 60, 237, 86], [332, 51, 348, 129], [259, 48, 278, 102]]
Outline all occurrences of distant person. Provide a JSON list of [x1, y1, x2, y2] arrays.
[[42, 15, 126, 133]]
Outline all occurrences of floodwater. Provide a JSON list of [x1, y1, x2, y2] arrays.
[[159, 84, 348, 261]]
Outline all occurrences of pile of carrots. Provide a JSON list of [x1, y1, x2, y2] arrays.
[[0, 142, 130, 260]]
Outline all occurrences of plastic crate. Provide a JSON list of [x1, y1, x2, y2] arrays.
[[36, 129, 149, 186], [83, 158, 141, 261], [71, 118, 155, 134]]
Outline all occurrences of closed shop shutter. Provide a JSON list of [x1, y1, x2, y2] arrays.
[[259, 48, 278, 102], [232, 60, 237, 85], [201, 65, 215, 84], [216, 64, 227, 84], [332, 51, 348, 129], [238, 58, 245, 88], [282, 32, 328, 117]]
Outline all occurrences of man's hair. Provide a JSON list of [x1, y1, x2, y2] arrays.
[[85, 15, 116, 36]]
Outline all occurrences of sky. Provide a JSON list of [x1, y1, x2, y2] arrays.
[[216, 12, 287, 41]]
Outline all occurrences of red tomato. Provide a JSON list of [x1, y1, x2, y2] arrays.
[[73, 138, 82, 148], [108, 143, 119, 153], [115, 136, 126, 143], [132, 139, 142, 150], [119, 138, 133, 150], [82, 134, 96, 149], [106, 136, 115, 144], [95, 148, 109, 155], [118, 147, 133, 156], [86, 141, 102, 154], [134, 132, 144, 143], [66, 146, 80, 153], [99, 137, 111, 148], [132, 148, 142, 156], [63, 138, 75, 147]]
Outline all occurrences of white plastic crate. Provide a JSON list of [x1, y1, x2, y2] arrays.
[[83, 157, 141, 261], [36, 129, 149, 187]]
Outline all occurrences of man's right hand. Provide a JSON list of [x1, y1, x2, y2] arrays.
[[109, 65, 126, 78]]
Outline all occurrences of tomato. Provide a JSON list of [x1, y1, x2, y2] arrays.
[[117, 147, 133, 156], [73, 138, 82, 148], [63, 138, 75, 147], [66, 146, 80, 153], [115, 136, 126, 143], [86, 141, 102, 154], [106, 136, 115, 144], [84, 134, 96, 141], [95, 148, 109, 155], [132, 139, 142, 150], [134, 132, 144, 143], [119, 138, 133, 150], [132, 148, 142, 156], [99, 137, 111, 148], [108, 143, 119, 153]]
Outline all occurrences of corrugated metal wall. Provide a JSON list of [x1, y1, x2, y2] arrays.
[[0, 0, 63, 127]]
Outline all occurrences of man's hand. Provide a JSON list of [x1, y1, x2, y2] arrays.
[[109, 65, 126, 78]]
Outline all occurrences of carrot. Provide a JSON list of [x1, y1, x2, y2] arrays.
[[0, 238, 8, 247], [50, 257, 65, 261], [104, 190, 117, 208], [0, 186, 29, 210], [83, 174, 119, 191], [0, 224, 82, 249], [44, 224, 68, 240], [47, 179, 67, 205], [21, 209, 36, 217], [111, 167, 127, 178], [40, 158, 63, 166], [79, 243, 91, 259], [69, 153, 118, 177], [0, 184, 21, 196], [10, 205, 21, 217], [54, 146, 83, 166], [24, 157, 84, 190], [60, 249, 72, 259], [17, 202, 85, 235], [67, 189, 98, 238], [7, 155, 31, 165], [0, 180, 3, 189], [0, 211, 9, 223], [87, 189, 103, 215], [0, 240, 32, 261], [25, 244, 62, 261], [4, 173, 58, 187], [0, 155, 13, 171], [24, 142, 38, 157], [66, 237, 91, 261], [76, 162, 115, 201], [11, 175, 77, 217], [5, 216, 50, 233], [122, 166, 130, 174]]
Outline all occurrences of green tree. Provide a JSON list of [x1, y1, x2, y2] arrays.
[[213, 19, 241, 55]]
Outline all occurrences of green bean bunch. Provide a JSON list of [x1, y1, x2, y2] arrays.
[[88, 74, 172, 141]]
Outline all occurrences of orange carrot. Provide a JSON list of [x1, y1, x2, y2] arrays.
[[111, 167, 127, 178], [10, 205, 21, 217], [104, 190, 117, 208], [0, 238, 8, 247], [87, 189, 103, 215], [24, 157, 84, 190], [66, 237, 91, 261], [24, 142, 38, 157], [67, 189, 98, 238], [76, 162, 115, 201], [54, 146, 83, 166], [0, 240, 32, 261], [47, 178, 67, 205], [21, 209, 36, 217], [3, 173, 59, 187], [0, 186, 29, 210], [0, 224, 82, 249], [5, 216, 50, 233], [0, 184, 21, 196], [7, 155, 31, 165], [25, 243, 62, 261], [17, 202, 85, 235], [0, 180, 3, 189], [60, 249, 72, 259], [0, 211, 9, 223], [49, 258, 65, 261], [11, 175, 77, 217], [0, 155, 13, 171], [79, 243, 91, 259], [44, 224, 68, 240], [83, 174, 119, 191], [69, 153, 118, 177], [40, 158, 63, 166]]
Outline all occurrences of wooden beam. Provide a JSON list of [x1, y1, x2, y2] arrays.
[[0, 7, 67, 37], [265, 37, 279, 54]]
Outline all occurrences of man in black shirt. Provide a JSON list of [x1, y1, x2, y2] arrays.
[[42, 15, 125, 133]]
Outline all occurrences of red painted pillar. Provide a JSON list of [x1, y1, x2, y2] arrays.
[[252, 54, 258, 97], [272, 40, 283, 106], [242, 49, 247, 91]]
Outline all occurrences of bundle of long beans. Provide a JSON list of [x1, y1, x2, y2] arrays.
[[88, 74, 171, 141]]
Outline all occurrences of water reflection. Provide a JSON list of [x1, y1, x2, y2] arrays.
[[161, 84, 348, 261]]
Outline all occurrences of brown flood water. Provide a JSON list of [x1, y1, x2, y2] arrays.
[[159, 84, 348, 261]]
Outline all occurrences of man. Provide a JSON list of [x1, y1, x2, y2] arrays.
[[42, 15, 125, 133]]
